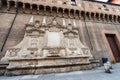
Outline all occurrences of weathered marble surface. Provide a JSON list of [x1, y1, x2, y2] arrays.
[[1, 16, 93, 75]]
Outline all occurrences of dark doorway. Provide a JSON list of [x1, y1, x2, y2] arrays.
[[105, 34, 120, 62]]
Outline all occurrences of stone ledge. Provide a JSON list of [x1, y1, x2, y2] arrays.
[[3, 56, 94, 76], [5, 64, 92, 76], [0, 61, 9, 76], [7, 62, 90, 70], [90, 59, 101, 68], [8, 56, 90, 61], [7, 57, 90, 69], [0, 61, 9, 69]]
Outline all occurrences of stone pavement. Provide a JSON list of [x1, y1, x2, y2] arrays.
[[0, 63, 120, 80]]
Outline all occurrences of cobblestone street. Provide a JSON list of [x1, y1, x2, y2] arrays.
[[0, 63, 120, 80]]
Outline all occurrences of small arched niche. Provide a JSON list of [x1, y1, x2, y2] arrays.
[[24, 3, 31, 14]]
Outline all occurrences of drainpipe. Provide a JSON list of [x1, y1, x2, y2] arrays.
[[1, 0, 18, 52], [0, 0, 1, 10], [81, 0, 93, 50]]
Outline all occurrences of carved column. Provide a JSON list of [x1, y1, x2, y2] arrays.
[[7, 1, 10, 11]]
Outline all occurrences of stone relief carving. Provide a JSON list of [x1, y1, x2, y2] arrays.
[[1, 16, 93, 62], [30, 38, 39, 48], [5, 48, 20, 57]]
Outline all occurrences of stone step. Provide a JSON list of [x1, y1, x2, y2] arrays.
[[0, 61, 9, 76]]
